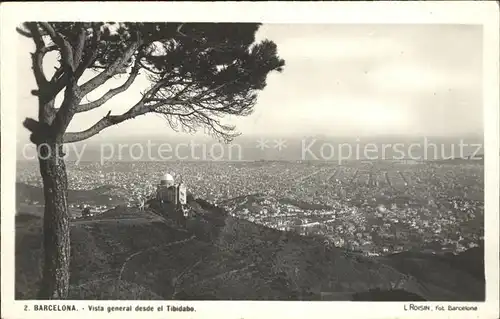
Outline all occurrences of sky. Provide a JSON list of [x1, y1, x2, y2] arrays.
[[16, 24, 483, 143]]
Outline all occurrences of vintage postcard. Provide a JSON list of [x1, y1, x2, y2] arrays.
[[1, 1, 499, 319]]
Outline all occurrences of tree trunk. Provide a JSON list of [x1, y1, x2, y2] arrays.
[[37, 143, 71, 299]]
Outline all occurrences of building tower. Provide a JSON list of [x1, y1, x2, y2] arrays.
[[155, 172, 188, 226], [160, 173, 175, 187], [157, 173, 178, 204]]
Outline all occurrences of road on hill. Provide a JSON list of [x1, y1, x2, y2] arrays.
[[70, 207, 170, 225], [71, 216, 158, 225]]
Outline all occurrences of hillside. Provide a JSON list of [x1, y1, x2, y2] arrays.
[[15, 193, 485, 301]]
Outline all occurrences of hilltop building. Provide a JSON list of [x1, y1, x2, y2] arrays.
[[156, 173, 187, 206], [154, 173, 188, 225]]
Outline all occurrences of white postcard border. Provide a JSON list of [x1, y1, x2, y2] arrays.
[[1, 2, 499, 319]]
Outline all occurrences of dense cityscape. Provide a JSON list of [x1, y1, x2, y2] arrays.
[[17, 159, 484, 256]]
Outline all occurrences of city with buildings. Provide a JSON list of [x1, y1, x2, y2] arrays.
[[16, 159, 484, 257]]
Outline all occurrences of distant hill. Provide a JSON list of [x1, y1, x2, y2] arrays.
[[16, 182, 128, 209], [430, 155, 484, 164], [14, 185, 484, 301]]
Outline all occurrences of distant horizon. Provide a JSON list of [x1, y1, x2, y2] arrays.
[[17, 157, 485, 163], [16, 131, 485, 145]]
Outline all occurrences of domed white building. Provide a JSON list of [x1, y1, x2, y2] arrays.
[[376, 204, 387, 214], [160, 173, 175, 187], [155, 172, 187, 206]]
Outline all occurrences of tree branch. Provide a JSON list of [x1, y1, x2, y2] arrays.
[[63, 101, 149, 143], [64, 92, 195, 144], [16, 25, 33, 38], [136, 70, 184, 105], [25, 23, 45, 49], [152, 107, 196, 117], [137, 59, 164, 75], [76, 63, 140, 113], [79, 35, 142, 96], [72, 27, 87, 71], [74, 24, 102, 80], [50, 67, 64, 84], [39, 22, 75, 72], [23, 24, 59, 125], [47, 25, 91, 139], [25, 23, 51, 87], [64, 83, 243, 144], [30, 45, 58, 87], [25, 23, 89, 102], [50, 80, 80, 141]]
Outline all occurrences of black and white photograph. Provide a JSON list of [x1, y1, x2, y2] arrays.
[[1, 2, 499, 319]]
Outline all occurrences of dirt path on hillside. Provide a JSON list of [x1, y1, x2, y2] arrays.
[[117, 235, 197, 283]]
